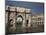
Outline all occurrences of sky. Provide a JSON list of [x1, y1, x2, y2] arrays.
[[5, 0, 44, 15]]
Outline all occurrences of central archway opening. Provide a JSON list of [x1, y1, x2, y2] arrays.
[[16, 15, 23, 32]]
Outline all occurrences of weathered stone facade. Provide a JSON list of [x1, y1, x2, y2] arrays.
[[6, 5, 32, 33], [32, 14, 44, 32], [5, 5, 44, 33]]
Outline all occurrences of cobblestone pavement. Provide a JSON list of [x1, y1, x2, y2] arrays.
[[31, 24, 44, 32]]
